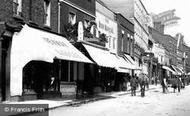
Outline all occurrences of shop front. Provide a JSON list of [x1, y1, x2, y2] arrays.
[[78, 43, 118, 93], [114, 55, 134, 91], [9, 25, 93, 101]]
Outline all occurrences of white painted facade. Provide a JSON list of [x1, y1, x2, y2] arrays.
[[133, 0, 149, 51], [96, 1, 118, 53]]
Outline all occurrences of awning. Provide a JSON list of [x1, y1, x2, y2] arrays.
[[171, 65, 182, 75], [82, 44, 117, 68], [124, 54, 140, 70], [162, 66, 176, 75], [114, 55, 138, 73], [124, 54, 135, 64], [176, 66, 185, 74], [10, 25, 93, 96]]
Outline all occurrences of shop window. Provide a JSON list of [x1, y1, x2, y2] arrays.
[[44, 0, 51, 26], [13, 0, 22, 16], [23, 61, 54, 94], [61, 61, 69, 81], [61, 61, 75, 82], [69, 62, 74, 82], [68, 12, 76, 25]]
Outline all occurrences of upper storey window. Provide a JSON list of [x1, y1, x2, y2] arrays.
[[44, 0, 51, 26], [13, 0, 22, 16]]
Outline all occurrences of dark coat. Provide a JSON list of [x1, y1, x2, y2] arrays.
[[130, 78, 137, 88]]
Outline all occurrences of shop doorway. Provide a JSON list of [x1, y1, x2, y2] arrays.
[[23, 61, 59, 99]]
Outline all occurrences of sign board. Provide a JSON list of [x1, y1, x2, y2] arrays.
[[60, 83, 77, 95], [78, 21, 84, 41]]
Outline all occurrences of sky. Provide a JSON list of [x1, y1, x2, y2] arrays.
[[143, 0, 190, 46]]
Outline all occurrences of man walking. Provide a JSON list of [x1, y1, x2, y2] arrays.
[[130, 75, 137, 96], [139, 73, 146, 97]]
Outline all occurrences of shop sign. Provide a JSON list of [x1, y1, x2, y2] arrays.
[[60, 83, 77, 95], [78, 21, 84, 41], [96, 12, 117, 38]]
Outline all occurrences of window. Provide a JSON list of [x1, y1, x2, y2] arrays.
[[108, 37, 111, 49], [61, 61, 76, 82], [121, 30, 124, 52], [127, 34, 130, 53], [113, 38, 116, 50], [68, 12, 76, 25], [130, 36, 134, 55], [84, 19, 90, 29], [44, 0, 51, 26], [13, 0, 22, 16]]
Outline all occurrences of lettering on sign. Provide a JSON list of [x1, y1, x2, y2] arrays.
[[55, 49, 81, 59], [98, 21, 114, 34], [43, 37, 68, 47], [60, 84, 76, 95]]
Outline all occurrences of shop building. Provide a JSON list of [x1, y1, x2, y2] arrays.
[[0, 0, 97, 101], [114, 13, 137, 90], [57, 0, 97, 98], [59, 0, 96, 41], [0, 0, 61, 101], [11, 25, 93, 100]]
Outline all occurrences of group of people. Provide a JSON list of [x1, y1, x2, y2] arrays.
[[162, 75, 184, 93], [130, 73, 149, 97], [129, 73, 185, 97]]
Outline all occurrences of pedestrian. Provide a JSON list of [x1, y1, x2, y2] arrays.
[[177, 76, 182, 92], [48, 76, 57, 91], [172, 76, 178, 93], [163, 77, 169, 93], [161, 77, 166, 93], [139, 73, 146, 97], [135, 74, 139, 90], [130, 75, 137, 96], [144, 74, 149, 90], [155, 75, 158, 85]]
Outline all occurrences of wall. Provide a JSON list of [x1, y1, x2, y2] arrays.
[[60, 1, 95, 37], [163, 35, 177, 65], [0, 0, 58, 33], [150, 27, 177, 65], [134, 0, 149, 51], [100, 0, 134, 19], [134, 0, 149, 32], [64, 0, 95, 16]]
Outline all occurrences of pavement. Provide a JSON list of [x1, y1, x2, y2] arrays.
[[2, 84, 161, 110]]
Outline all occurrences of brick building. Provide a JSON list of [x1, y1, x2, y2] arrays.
[[149, 27, 177, 66], [0, 0, 60, 101], [59, 0, 95, 40], [0, 0, 95, 101], [101, 0, 150, 75], [115, 13, 134, 57]]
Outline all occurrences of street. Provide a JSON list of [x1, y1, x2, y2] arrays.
[[48, 85, 190, 116]]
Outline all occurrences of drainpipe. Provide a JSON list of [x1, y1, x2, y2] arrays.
[[29, 0, 32, 20], [58, 1, 61, 33], [0, 38, 2, 101]]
